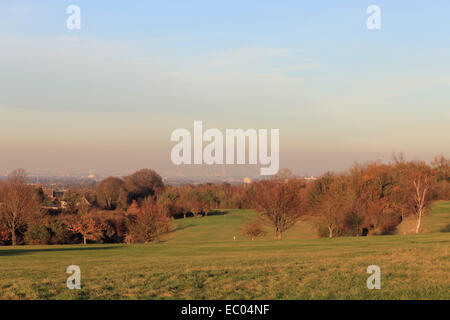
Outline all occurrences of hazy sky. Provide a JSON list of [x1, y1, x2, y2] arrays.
[[0, 1, 449, 177]]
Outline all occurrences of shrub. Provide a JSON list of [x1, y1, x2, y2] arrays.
[[241, 221, 267, 240], [24, 224, 51, 245], [48, 219, 72, 244]]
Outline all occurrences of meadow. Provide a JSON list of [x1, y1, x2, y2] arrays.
[[0, 202, 449, 300]]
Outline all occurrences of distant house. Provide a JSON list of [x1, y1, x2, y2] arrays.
[[52, 190, 65, 199]]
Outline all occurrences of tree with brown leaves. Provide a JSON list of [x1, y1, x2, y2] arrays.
[[253, 174, 305, 240], [124, 169, 164, 203], [66, 213, 104, 245], [313, 177, 346, 238], [65, 197, 103, 245], [0, 169, 41, 245], [126, 198, 171, 243], [96, 177, 127, 210]]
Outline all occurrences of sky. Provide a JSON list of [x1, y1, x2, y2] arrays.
[[0, 1, 449, 177]]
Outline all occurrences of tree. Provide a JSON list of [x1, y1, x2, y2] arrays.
[[125, 198, 171, 243], [313, 177, 346, 238], [431, 155, 450, 200], [0, 169, 41, 245], [410, 163, 433, 234], [24, 223, 51, 245], [66, 213, 104, 245], [158, 186, 181, 218], [65, 193, 104, 245], [201, 186, 219, 216], [431, 155, 450, 183], [96, 177, 126, 210], [253, 175, 305, 240], [306, 172, 334, 211], [124, 169, 164, 203], [392, 161, 433, 234], [187, 188, 205, 217], [92, 209, 129, 243], [347, 162, 401, 236], [178, 185, 202, 218]]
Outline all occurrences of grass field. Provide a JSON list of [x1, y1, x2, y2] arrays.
[[0, 202, 449, 299]]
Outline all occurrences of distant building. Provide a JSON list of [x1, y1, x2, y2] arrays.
[[52, 190, 65, 199], [243, 177, 252, 184]]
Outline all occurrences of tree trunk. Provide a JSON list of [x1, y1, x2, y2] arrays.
[[274, 227, 282, 240], [415, 210, 422, 234], [183, 213, 186, 219], [83, 234, 87, 245], [328, 225, 333, 238], [11, 227, 16, 246], [10, 217, 17, 245]]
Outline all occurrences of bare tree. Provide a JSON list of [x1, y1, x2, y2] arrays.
[[410, 164, 433, 234], [392, 161, 434, 234]]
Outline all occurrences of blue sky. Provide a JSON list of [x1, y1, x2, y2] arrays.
[[0, 1, 449, 176]]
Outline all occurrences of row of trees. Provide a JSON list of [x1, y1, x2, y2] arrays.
[[306, 160, 435, 238], [246, 156, 449, 239], [0, 167, 253, 245], [0, 169, 168, 245], [0, 155, 449, 245]]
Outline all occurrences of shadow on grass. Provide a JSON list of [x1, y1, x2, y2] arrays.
[[441, 224, 450, 232], [173, 223, 196, 231], [173, 210, 230, 220], [205, 210, 229, 217], [0, 245, 120, 257]]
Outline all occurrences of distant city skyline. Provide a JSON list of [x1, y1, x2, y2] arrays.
[[1, 1, 449, 177]]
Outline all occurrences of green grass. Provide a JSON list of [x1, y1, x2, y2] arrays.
[[425, 201, 450, 233], [0, 202, 449, 300], [397, 201, 450, 234], [168, 209, 317, 243]]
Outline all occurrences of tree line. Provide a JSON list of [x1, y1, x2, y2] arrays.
[[0, 155, 449, 245]]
